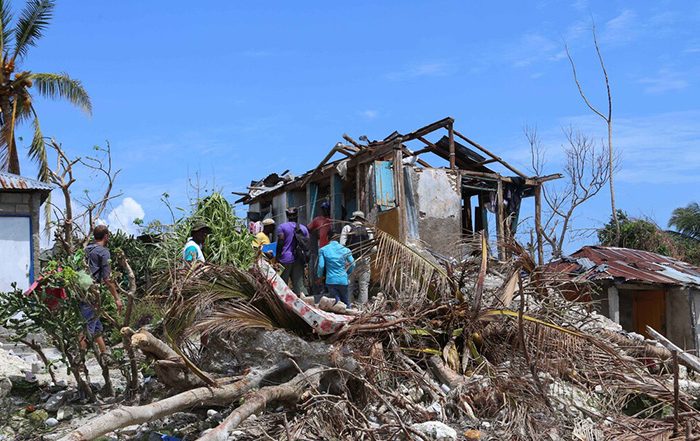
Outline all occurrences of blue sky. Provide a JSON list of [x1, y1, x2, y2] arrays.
[[12, 1, 700, 252]]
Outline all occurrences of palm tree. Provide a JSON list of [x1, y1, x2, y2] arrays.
[[0, 0, 91, 180], [669, 202, 700, 240]]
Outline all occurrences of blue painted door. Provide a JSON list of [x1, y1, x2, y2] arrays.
[[374, 161, 396, 211]]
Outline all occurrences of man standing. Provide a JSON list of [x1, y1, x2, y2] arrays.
[[308, 201, 332, 297], [317, 232, 355, 306], [183, 222, 211, 263], [276, 207, 310, 296], [82, 225, 123, 361], [340, 211, 375, 304], [308, 201, 332, 249]]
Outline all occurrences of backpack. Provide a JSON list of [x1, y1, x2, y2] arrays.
[[293, 222, 311, 263], [346, 223, 370, 256]]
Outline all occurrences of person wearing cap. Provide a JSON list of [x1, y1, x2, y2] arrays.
[[275, 207, 310, 296], [340, 211, 375, 304], [253, 218, 276, 248], [183, 221, 211, 263]]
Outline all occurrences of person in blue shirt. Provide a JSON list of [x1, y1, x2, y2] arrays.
[[317, 231, 355, 306]]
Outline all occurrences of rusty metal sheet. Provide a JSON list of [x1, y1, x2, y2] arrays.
[[546, 246, 700, 287], [0, 171, 53, 191]]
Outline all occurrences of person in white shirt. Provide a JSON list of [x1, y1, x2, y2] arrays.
[[340, 211, 375, 304]]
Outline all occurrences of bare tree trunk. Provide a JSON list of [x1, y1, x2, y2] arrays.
[[608, 120, 619, 244], [58, 368, 277, 441], [0, 97, 20, 174], [196, 367, 325, 441]]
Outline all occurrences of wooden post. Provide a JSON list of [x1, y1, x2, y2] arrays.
[[448, 122, 456, 170], [608, 285, 620, 324], [355, 164, 361, 215], [496, 178, 505, 260], [393, 141, 405, 242], [534, 184, 544, 265], [462, 193, 472, 236], [673, 349, 679, 436]]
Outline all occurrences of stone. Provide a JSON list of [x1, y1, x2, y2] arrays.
[[0, 377, 11, 399], [45, 390, 67, 412], [27, 409, 49, 426], [410, 421, 457, 441], [206, 409, 219, 418], [45, 417, 59, 427], [56, 407, 74, 421], [229, 431, 246, 440]]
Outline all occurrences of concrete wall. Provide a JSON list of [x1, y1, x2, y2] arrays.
[[408, 168, 462, 255], [666, 287, 695, 350], [0, 190, 41, 283], [272, 193, 288, 223]]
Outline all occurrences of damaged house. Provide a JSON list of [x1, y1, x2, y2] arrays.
[[547, 246, 700, 351], [237, 117, 559, 259]]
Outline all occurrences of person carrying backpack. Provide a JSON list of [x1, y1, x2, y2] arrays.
[[275, 207, 310, 296], [340, 211, 375, 304]]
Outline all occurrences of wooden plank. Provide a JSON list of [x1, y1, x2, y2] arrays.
[[646, 326, 700, 373], [393, 144, 405, 242], [496, 178, 505, 260], [453, 129, 528, 179], [534, 185, 544, 266], [448, 122, 456, 169]]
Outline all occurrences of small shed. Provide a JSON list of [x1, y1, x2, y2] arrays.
[[546, 246, 700, 351], [0, 171, 52, 291]]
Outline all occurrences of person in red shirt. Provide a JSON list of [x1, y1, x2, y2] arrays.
[[308, 201, 333, 299], [308, 201, 332, 248]]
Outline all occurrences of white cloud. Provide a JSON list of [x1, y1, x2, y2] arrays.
[[107, 197, 145, 236], [601, 10, 638, 45], [385, 61, 456, 81], [638, 68, 688, 94], [360, 109, 378, 119]]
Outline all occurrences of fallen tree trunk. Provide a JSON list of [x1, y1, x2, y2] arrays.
[[128, 328, 181, 361], [58, 366, 279, 441], [197, 367, 325, 441], [647, 326, 700, 373]]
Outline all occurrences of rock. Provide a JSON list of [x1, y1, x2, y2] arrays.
[[0, 376, 11, 399], [27, 409, 49, 426], [45, 417, 59, 427], [410, 421, 457, 441], [206, 409, 219, 418], [56, 407, 74, 421], [464, 429, 481, 440], [229, 431, 246, 440], [45, 390, 67, 412]]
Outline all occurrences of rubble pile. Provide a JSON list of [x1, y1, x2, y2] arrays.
[[3, 240, 700, 441]]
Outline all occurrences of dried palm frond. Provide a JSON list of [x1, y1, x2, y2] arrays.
[[372, 229, 456, 303], [193, 301, 275, 335]]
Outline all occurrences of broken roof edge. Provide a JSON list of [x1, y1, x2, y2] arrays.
[[545, 245, 700, 289], [238, 117, 550, 204]]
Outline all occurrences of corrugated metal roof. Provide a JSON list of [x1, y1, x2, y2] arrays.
[[0, 171, 53, 192], [546, 246, 700, 287]]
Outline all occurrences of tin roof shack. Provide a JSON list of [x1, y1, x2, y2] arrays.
[[238, 117, 560, 259], [0, 172, 52, 291], [547, 246, 700, 351]]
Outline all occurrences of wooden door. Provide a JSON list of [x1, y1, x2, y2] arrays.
[[632, 290, 666, 337]]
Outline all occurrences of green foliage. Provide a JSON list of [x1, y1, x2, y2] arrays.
[[151, 192, 255, 270], [598, 210, 700, 265], [0, 253, 87, 367], [668, 202, 700, 240], [108, 230, 154, 294]]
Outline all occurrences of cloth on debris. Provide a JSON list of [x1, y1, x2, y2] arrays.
[[24, 278, 67, 311], [277, 222, 309, 265], [183, 238, 204, 263], [257, 259, 354, 334], [86, 243, 111, 282], [317, 240, 355, 286]]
